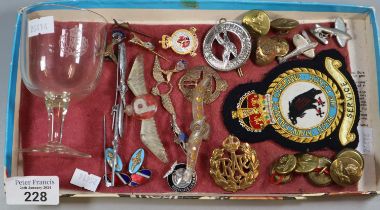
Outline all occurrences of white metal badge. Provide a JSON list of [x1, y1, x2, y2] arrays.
[[203, 19, 251, 72], [6, 176, 59, 205]]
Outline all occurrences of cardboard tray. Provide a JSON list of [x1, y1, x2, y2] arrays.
[[4, 0, 380, 199]]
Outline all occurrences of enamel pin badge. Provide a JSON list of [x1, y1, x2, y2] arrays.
[[160, 27, 198, 56], [128, 148, 145, 174], [222, 50, 360, 151]]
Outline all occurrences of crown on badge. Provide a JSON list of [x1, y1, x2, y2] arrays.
[[222, 135, 241, 153], [160, 35, 172, 49], [232, 91, 273, 132]]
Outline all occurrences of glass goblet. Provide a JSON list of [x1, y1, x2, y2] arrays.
[[19, 3, 108, 158]]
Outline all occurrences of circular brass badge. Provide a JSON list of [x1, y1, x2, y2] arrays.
[[255, 36, 289, 66], [336, 149, 364, 169], [307, 157, 332, 186], [274, 154, 297, 175], [270, 164, 293, 184], [270, 18, 299, 33], [242, 10, 270, 36], [294, 153, 319, 173], [210, 135, 259, 192], [330, 157, 363, 186]]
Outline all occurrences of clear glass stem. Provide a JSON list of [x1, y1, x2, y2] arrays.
[[45, 93, 70, 144], [21, 92, 91, 158]]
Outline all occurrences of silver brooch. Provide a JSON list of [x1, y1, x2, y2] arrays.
[[277, 30, 318, 64], [310, 17, 352, 48], [203, 18, 251, 73]]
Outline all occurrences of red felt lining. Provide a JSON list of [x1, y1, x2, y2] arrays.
[[19, 22, 357, 194]]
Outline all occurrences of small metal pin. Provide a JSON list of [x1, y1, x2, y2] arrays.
[[237, 68, 244, 77], [103, 115, 112, 187], [129, 33, 169, 61], [104, 30, 126, 64], [319, 167, 328, 175], [113, 19, 153, 38], [163, 161, 178, 179]]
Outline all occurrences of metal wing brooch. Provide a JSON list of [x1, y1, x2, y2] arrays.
[[126, 54, 169, 163]]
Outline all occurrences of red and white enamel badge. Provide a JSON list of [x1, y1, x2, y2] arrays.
[[160, 27, 198, 56]]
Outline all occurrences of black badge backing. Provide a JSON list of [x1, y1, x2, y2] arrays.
[[222, 49, 360, 151]]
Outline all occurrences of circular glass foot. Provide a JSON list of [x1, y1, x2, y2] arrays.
[[21, 143, 91, 158]]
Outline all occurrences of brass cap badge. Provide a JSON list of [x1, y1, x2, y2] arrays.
[[210, 135, 259, 192]]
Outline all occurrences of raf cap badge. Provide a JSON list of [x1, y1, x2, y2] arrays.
[[210, 135, 259, 192], [222, 50, 360, 151], [160, 27, 198, 56]]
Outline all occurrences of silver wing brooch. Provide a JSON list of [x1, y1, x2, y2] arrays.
[[126, 54, 169, 163]]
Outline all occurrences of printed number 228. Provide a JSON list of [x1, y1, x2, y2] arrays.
[[24, 192, 47, 202]]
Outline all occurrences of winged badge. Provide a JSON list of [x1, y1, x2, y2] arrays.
[[126, 54, 169, 163]]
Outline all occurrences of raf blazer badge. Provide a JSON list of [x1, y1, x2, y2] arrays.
[[222, 50, 360, 151]]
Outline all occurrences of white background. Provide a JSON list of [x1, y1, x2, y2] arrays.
[[1, 0, 379, 209]]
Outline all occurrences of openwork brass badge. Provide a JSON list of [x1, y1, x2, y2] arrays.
[[179, 66, 228, 104], [222, 50, 360, 151], [210, 135, 259, 192]]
